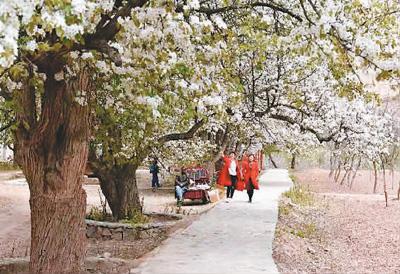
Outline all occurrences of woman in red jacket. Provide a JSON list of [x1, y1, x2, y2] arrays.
[[242, 154, 259, 203], [217, 151, 241, 201]]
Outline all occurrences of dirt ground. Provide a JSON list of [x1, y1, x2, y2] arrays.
[[0, 169, 217, 266], [273, 168, 400, 274], [294, 168, 400, 196]]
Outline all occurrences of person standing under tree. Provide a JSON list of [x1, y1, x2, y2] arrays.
[[150, 158, 160, 191], [242, 154, 260, 203], [217, 151, 241, 202]]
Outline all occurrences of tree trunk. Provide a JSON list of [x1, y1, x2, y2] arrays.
[[334, 164, 342, 183], [91, 163, 142, 220], [290, 153, 296, 169], [349, 157, 361, 189], [397, 180, 400, 200], [339, 170, 350, 185], [268, 153, 278, 168], [14, 66, 91, 273], [373, 161, 378, 194], [382, 165, 388, 207]]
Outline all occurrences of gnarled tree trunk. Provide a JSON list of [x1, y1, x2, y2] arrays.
[[14, 65, 91, 273], [90, 162, 142, 220]]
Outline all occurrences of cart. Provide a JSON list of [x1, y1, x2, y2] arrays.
[[182, 166, 211, 204]]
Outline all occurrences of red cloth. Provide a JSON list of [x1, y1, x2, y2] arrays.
[[242, 160, 260, 190], [235, 161, 246, 191], [217, 156, 241, 187], [183, 189, 207, 200], [235, 178, 246, 191]]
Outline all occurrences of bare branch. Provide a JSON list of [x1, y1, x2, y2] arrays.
[[0, 121, 13, 133], [196, 2, 303, 22], [269, 113, 337, 143], [299, 0, 315, 25], [158, 119, 205, 143]]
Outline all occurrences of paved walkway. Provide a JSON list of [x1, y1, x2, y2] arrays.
[[133, 169, 293, 274]]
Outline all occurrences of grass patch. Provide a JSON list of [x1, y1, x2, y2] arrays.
[[122, 209, 150, 225], [290, 223, 317, 239], [86, 206, 113, 222], [0, 161, 19, 171], [87, 207, 150, 225], [284, 173, 314, 206], [278, 202, 291, 216], [284, 185, 314, 206]]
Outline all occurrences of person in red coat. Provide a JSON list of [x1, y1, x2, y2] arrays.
[[242, 154, 259, 203], [217, 151, 241, 201], [235, 157, 246, 192]]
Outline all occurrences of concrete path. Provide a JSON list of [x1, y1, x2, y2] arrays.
[[133, 169, 293, 274]]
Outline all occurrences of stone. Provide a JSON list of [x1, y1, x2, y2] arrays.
[[111, 231, 123, 240], [102, 228, 112, 240], [86, 225, 97, 238], [102, 252, 111, 259]]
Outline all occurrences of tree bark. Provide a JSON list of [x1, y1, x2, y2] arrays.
[[373, 161, 378, 194], [382, 164, 388, 207], [397, 180, 400, 200], [268, 153, 278, 168], [14, 66, 91, 273], [349, 157, 361, 189], [290, 153, 296, 169], [90, 162, 142, 220]]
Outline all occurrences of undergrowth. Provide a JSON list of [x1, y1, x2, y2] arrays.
[[86, 206, 113, 222], [122, 209, 149, 225], [290, 223, 317, 239], [0, 161, 19, 171], [284, 174, 314, 206], [277, 173, 318, 239]]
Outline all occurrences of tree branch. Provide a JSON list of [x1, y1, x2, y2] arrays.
[[269, 113, 337, 143], [0, 121, 13, 133], [299, 0, 315, 25], [85, 0, 150, 44], [158, 119, 205, 143], [196, 2, 303, 22]]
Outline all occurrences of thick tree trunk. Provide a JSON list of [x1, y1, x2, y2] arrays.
[[30, 189, 86, 272], [91, 163, 142, 220], [14, 66, 91, 273]]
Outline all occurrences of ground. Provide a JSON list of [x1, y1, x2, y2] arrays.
[[273, 168, 400, 274], [3, 167, 400, 273], [0, 169, 216, 265], [133, 169, 292, 274]]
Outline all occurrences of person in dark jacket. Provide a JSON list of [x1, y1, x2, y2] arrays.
[[150, 158, 160, 191], [175, 168, 190, 206]]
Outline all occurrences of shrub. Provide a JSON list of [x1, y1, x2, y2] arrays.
[[86, 206, 113, 222], [284, 185, 314, 206], [0, 161, 19, 171], [122, 209, 149, 225], [290, 223, 317, 238]]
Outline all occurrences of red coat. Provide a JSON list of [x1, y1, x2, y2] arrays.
[[235, 161, 246, 191], [217, 156, 241, 187], [242, 160, 259, 190]]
